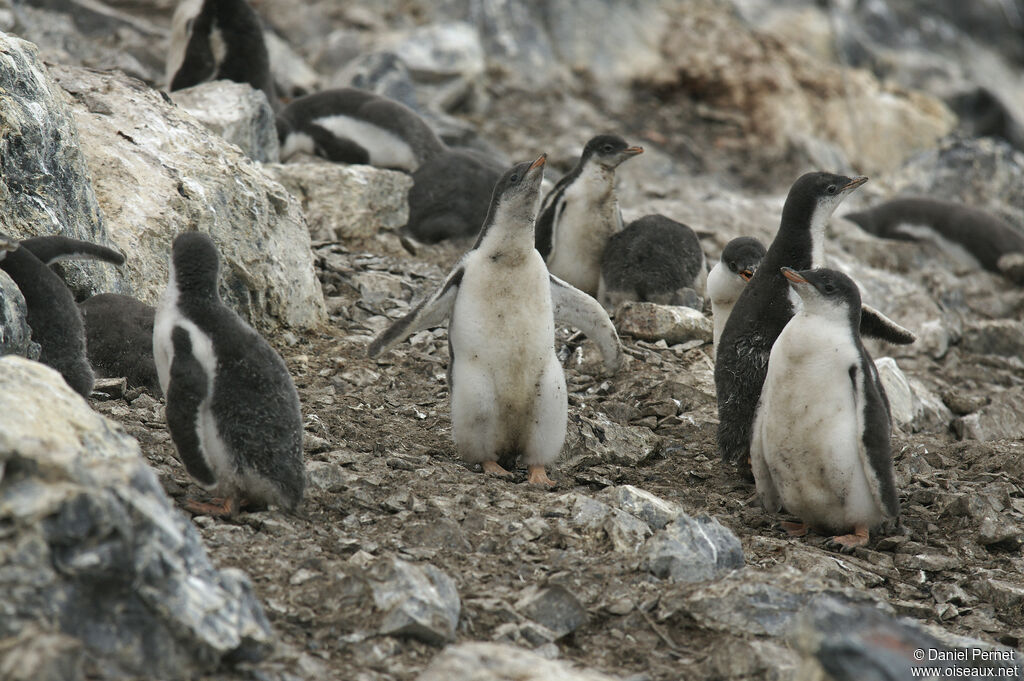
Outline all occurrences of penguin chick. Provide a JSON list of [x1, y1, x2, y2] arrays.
[[707, 236, 767, 359], [598, 214, 708, 311], [751, 267, 899, 550], [536, 135, 643, 296], [153, 232, 305, 517], [369, 156, 623, 486], [80, 293, 161, 396]]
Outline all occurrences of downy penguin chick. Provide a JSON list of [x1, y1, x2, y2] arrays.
[[369, 156, 623, 486], [751, 267, 899, 550], [153, 232, 305, 517], [598, 214, 708, 311], [536, 135, 643, 296], [707, 236, 766, 359]]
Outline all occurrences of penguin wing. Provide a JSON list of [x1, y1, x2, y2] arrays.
[[749, 417, 782, 513], [368, 267, 463, 358], [166, 326, 217, 488], [852, 358, 900, 519], [20, 236, 126, 266], [860, 304, 916, 345], [549, 274, 624, 372]]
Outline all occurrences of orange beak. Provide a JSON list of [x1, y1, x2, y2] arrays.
[[781, 267, 808, 283], [843, 176, 868, 191], [625, 146, 644, 156], [530, 154, 547, 170], [739, 269, 754, 282]]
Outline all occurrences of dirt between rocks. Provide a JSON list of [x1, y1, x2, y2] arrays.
[[90, 232, 1024, 681]]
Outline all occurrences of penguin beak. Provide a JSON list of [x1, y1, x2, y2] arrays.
[[842, 176, 868, 192], [625, 146, 644, 156], [530, 154, 547, 170], [781, 267, 808, 284], [739, 269, 754, 282]]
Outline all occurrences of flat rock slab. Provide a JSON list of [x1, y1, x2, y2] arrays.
[[416, 642, 619, 681], [615, 302, 713, 344], [642, 513, 744, 582]]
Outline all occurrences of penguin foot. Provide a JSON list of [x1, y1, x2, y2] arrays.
[[183, 496, 236, 518], [481, 461, 514, 478], [829, 526, 870, 551], [780, 521, 808, 537], [526, 465, 556, 487]]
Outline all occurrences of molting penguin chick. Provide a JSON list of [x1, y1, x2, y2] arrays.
[[153, 232, 305, 517], [369, 156, 623, 486], [275, 88, 446, 169], [597, 214, 708, 311], [166, 0, 278, 110], [843, 197, 1024, 285], [536, 135, 643, 296], [751, 267, 899, 550], [707, 236, 766, 359], [0, 235, 125, 397], [80, 293, 161, 396]]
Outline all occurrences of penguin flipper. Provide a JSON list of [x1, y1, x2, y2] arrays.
[[166, 326, 217, 488], [852, 361, 901, 519], [860, 304, 916, 345], [368, 267, 464, 358], [749, 431, 782, 514], [549, 274, 624, 372], [307, 124, 371, 165], [20, 236, 126, 266], [534, 194, 560, 260]]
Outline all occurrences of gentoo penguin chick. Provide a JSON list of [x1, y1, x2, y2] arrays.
[[843, 197, 1024, 285], [707, 236, 767, 359], [153, 232, 305, 516], [751, 267, 899, 549], [536, 135, 643, 296], [406, 147, 504, 243], [276, 88, 446, 169], [715, 173, 918, 473], [0, 235, 124, 397], [369, 156, 624, 486], [80, 293, 161, 396], [597, 214, 707, 311], [166, 0, 278, 110]]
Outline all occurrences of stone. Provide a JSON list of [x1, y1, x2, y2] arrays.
[[265, 162, 412, 241], [972, 577, 1024, 612], [874, 357, 952, 433], [170, 80, 280, 163], [0, 34, 122, 299], [561, 413, 663, 469], [416, 642, 619, 681], [954, 387, 1024, 442], [49, 64, 325, 333], [894, 552, 962, 572], [562, 492, 651, 554], [598, 485, 683, 530], [0, 356, 272, 679], [978, 515, 1022, 548], [642, 513, 744, 583], [796, 598, 1024, 680], [0, 628, 84, 681], [515, 584, 586, 640], [368, 557, 460, 645], [961, 320, 1024, 357], [614, 302, 713, 345], [0, 269, 38, 360]]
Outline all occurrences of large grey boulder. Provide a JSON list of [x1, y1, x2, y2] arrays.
[[170, 80, 281, 163], [49, 63, 325, 332], [0, 356, 273, 679], [416, 642, 619, 681]]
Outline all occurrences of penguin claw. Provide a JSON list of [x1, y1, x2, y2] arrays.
[[780, 520, 808, 537], [828, 526, 870, 551], [526, 465, 556, 487], [481, 461, 514, 478]]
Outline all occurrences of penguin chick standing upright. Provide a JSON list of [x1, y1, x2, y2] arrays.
[[706, 236, 766, 359], [751, 267, 898, 549], [597, 214, 707, 311], [369, 156, 624, 486], [153, 232, 305, 517], [166, 0, 278, 109], [536, 135, 643, 296]]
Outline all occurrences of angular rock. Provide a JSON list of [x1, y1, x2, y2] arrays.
[[954, 387, 1024, 442], [265, 162, 412, 241], [961, 320, 1024, 357], [796, 598, 1024, 680], [874, 357, 952, 433], [49, 64, 325, 332], [0, 34, 122, 298], [170, 80, 280, 163], [416, 642, 618, 681], [615, 302, 713, 345], [598, 484, 683, 530], [0, 356, 272, 679], [642, 513, 744, 583], [368, 557, 460, 645], [563, 492, 651, 554], [971, 576, 1024, 612], [0, 628, 83, 681], [0, 269, 38, 359], [515, 584, 586, 640], [561, 413, 663, 469]]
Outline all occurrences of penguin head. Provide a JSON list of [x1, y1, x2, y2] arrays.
[[486, 154, 547, 229], [721, 236, 767, 283], [582, 135, 644, 169], [782, 172, 868, 233], [170, 231, 221, 298], [782, 267, 861, 325]]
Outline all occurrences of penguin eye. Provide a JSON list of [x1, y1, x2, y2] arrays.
[[727, 261, 738, 273], [826, 184, 837, 194], [509, 173, 520, 185], [602, 144, 613, 153], [823, 283, 836, 294]]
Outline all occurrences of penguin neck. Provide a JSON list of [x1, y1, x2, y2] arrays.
[[767, 199, 829, 272]]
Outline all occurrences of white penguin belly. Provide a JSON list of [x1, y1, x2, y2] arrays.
[[546, 204, 612, 295], [314, 114, 418, 170], [707, 261, 742, 355], [753, 317, 882, 531], [449, 251, 563, 462]]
